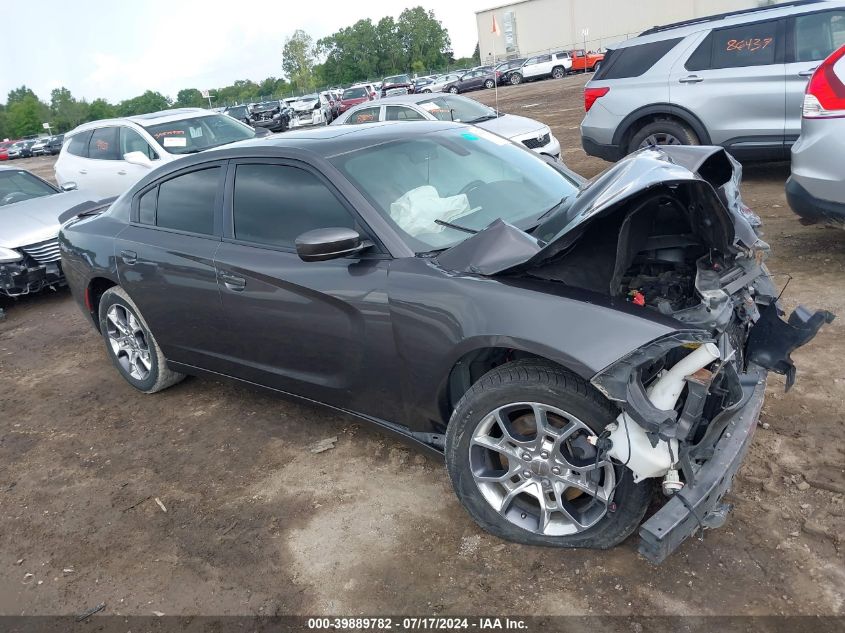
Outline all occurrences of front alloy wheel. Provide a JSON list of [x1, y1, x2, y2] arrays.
[[509, 73, 523, 85], [449, 86, 459, 93], [445, 360, 651, 549]]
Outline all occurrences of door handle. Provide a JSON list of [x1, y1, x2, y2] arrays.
[[798, 67, 818, 77], [117, 170, 127, 175], [678, 75, 704, 84], [78, 169, 88, 174], [120, 250, 137, 265], [218, 271, 246, 291]]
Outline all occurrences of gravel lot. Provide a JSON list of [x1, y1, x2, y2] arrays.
[[1, 73, 843, 617]]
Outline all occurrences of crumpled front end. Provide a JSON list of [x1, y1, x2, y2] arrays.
[[0, 238, 65, 298]]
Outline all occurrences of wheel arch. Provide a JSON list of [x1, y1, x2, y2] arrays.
[[613, 104, 711, 151], [85, 276, 119, 331], [438, 342, 599, 426]]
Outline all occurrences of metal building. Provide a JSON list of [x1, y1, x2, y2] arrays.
[[475, 0, 762, 61]]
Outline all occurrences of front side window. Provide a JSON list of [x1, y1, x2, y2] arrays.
[[155, 167, 219, 235], [120, 127, 158, 161], [145, 114, 254, 155], [417, 96, 497, 123], [233, 164, 355, 249], [795, 10, 845, 62], [331, 127, 579, 252], [348, 107, 380, 124], [385, 106, 426, 121]]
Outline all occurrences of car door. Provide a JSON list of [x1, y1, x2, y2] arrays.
[[115, 163, 233, 372], [59, 129, 94, 190], [213, 158, 402, 422], [669, 18, 786, 159], [784, 8, 845, 146], [84, 127, 130, 197]]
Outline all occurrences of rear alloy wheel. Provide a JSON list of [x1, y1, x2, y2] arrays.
[[484, 79, 495, 89], [628, 119, 698, 154], [449, 86, 460, 94], [98, 286, 184, 394], [446, 360, 651, 548], [552, 66, 566, 79], [509, 73, 523, 86]]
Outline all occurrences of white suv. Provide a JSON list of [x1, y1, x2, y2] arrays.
[[509, 52, 573, 84], [55, 108, 257, 198]]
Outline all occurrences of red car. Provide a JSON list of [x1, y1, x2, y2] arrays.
[[0, 140, 17, 161], [337, 85, 375, 114], [569, 49, 605, 72]]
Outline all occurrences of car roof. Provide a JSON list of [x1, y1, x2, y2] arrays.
[[202, 120, 470, 159], [67, 108, 217, 135], [623, 0, 845, 45]]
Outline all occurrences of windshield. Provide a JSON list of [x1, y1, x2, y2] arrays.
[[384, 75, 410, 84], [343, 87, 368, 99], [299, 94, 318, 101], [417, 96, 497, 123], [0, 170, 56, 206], [145, 114, 254, 155], [331, 127, 578, 252]]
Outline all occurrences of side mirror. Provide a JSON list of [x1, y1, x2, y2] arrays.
[[295, 227, 369, 262], [60, 182, 78, 192], [123, 151, 153, 168]]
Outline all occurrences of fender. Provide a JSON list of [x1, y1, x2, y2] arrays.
[[612, 103, 712, 148]]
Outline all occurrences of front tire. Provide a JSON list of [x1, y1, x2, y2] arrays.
[[628, 119, 698, 154], [509, 72, 523, 85], [98, 286, 184, 394], [449, 86, 459, 94], [445, 360, 651, 549]]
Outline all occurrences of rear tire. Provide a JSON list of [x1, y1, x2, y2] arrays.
[[98, 286, 184, 394], [484, 79, 495, 89], [627, 119, 699, 154], [445, 360, 651, 549], [552, 66, 565, 79]]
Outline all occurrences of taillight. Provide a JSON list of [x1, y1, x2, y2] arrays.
[[804, 43, 845, 118], [584, 86, 609, 112]]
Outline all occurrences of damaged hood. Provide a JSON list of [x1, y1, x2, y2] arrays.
[[0, 190, 96, 249], [437, 145, 760, 275]]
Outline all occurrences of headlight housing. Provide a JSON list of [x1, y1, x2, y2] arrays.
[[0, 246, 23, 264]]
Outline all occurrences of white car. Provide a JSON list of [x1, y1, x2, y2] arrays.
[[332, 93, 561, 159], [287, 93, 331, 129], [509, 52, 572, 84], [426, 73, 463, 93], [55, 109, 257, 198]]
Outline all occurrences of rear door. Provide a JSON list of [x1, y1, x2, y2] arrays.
[[115, 163, 232, 371], [59, 130, 94, 191], [670, 19, 786, 158], [213, 158, 402, 421], [785, 8, 845, 146]]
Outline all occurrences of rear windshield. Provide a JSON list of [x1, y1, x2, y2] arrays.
[[593, 37, 682, 79], [145, 114, 254, 155], [343, 87, 368, 99]]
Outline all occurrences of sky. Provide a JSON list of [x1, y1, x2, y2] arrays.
[[1, 0, 491, 105]]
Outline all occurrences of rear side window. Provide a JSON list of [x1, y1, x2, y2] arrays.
[[593, 38, 682, 79], [232, 164, 355, 249], [155, 167, 219, 235], [88, 128, 119, 160], [66, 130, 93, 157], [686, 20, 779, 70], [349, 107, 380, 124], [139, 188, 157, 225]]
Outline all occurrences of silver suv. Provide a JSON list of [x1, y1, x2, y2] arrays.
[[581, 0, 845, 162]]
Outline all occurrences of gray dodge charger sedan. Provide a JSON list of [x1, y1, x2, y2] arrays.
[[58, 121, 832, 562]]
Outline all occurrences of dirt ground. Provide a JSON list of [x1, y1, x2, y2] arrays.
[[1, 73, 843, 618]]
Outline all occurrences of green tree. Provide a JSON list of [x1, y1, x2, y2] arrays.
[[87, 98, 116, 121], [396, 7, 451, 72], [282, 29, 317, 92], [7, 96, 44, 136], [117, 90, 171, 116], [175, 88, 205, 108], [50, 87, 90, 132], [0, 106, 8, 141], [7, 85, 38, 106]]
